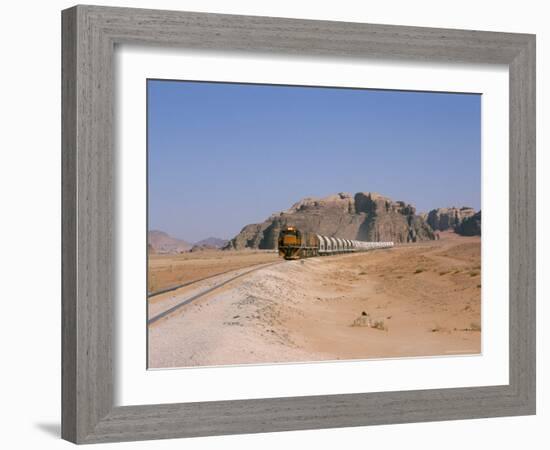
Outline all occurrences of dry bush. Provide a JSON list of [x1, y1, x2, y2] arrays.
[[469, 322, 481, 332], [459, 322, 481, 332], [351, 313, 371, 327], [372, 320, 387, 331], [351, 312, 387, 331]]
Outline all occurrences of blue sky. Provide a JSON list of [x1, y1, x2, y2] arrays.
[[148, 80, 480, 243]]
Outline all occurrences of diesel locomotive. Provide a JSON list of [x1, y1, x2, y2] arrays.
[[278, 226, 394, 260]]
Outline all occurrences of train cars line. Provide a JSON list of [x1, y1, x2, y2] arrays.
[[277, 226, 394, 260]]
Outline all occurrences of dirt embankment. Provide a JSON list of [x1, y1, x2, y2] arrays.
[[148, 233, 481, 368], [148, 250, 279, 293]]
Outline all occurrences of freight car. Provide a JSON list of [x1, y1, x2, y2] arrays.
[[278, 226, 394, 260]]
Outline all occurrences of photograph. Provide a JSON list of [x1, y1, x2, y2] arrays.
[[1, 0, 541, 446], [146, 79, 482, 369]]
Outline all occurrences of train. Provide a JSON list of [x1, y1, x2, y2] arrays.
[[277, 226, 394, 260]]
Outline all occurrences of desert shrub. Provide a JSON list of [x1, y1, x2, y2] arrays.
[[469, 322, 481, 331], [372, 320, 387, 331], [351, 314, 371, 327]]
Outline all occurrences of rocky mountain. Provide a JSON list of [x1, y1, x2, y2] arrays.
[[455, 211, 481, 236], [225, 192, 435, 250], [190, 237, 229, 252], [148, 230, 192, 254], [426, 207, 476, 231], [426, 207, 481, 236]]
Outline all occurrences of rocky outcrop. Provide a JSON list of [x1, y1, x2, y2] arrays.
[[225, 192, 435, 250], [426, 207, 476, 232], [426, 207, 481, 236], [455, 211, 481, 236]]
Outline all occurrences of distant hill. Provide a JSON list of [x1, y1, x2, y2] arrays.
[[190, 237, 229, 252], [148, 230, 192, 254], [225, 192, 435, 250], [193, 237, 228, 248]]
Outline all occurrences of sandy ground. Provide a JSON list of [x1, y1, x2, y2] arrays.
[[148, 249, 279, 293], [148, 232, 481, 368]]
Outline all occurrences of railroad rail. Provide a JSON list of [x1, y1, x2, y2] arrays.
[[148, 261, 283, 325], [147, 263, 273, 298]]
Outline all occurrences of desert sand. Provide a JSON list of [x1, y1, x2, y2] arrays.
[[148, 249, 279, 294], [148, 232, 481, 368]]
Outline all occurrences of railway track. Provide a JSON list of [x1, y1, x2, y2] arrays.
[[148, 247, 395, 325], [147, 263, 271, 298], [148, 261, 284, 325]]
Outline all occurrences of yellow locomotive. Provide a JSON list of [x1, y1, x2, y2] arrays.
[[278, 226, 394, 260], [277, 226, 319, 259]]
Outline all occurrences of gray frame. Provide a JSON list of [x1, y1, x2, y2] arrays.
[[62, 5, 536, 444]]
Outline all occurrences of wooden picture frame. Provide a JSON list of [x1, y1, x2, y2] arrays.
[[62, 5, 536, 444]]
